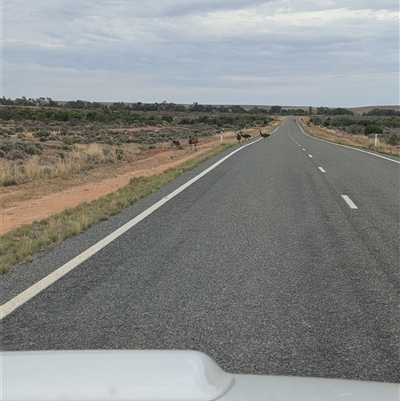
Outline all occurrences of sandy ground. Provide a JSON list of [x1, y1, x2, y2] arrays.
[[1, 132, 245, 235]]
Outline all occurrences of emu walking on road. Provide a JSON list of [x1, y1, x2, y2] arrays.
[[259, 130, 270, 141]]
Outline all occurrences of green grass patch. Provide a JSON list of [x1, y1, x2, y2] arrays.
[[0, 143, 234, 275]]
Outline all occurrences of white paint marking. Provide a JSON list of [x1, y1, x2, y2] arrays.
[[318, 167, 326, 173], [308, 155, 313, 158], [341, 195, 358, 209], [0, 122, 285, 320], [302, 148, 306, 151]]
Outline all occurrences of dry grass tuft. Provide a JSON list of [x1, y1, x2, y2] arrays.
[[0, 143, 141, 186]]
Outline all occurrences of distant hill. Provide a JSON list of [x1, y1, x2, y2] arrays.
[[347, 105, 400, 115]]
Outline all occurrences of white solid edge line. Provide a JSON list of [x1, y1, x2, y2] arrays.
[[341, 195, 358, 209], [318, 167, 326, 173], [296, 120, 400, 164], [1, 124, 283, 320]]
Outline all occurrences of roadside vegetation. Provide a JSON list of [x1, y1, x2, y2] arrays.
[[0, 98, 285, 187], [298, 109, 400, 156]]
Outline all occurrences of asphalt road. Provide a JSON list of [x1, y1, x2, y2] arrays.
[[1, 117, 399, 383]]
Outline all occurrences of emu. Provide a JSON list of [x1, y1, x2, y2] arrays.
[[241, 132, 251, 142], [236, 132, 242, 144], [172, 140, 180, 149], [189, 135, 199, 151], [259, 130, 270, 141]]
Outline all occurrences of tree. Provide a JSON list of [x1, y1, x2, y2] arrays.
[[332, 108, 354, 116], [270, 105, 281, 113], [317, 107, 331, 115], [65, 100, 86, 109], [364, 124, 383, 135]]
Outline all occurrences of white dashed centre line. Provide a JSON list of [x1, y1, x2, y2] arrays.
[[318, 167, 326, 173], [308, 155, 313, 158], [341, 195, 358, 209]]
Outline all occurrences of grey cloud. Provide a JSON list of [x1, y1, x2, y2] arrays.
[[4, 18, 396, 80], [332, 0, 399, 11], [3, 0, 398, 106], [162, 0, 273, 17]]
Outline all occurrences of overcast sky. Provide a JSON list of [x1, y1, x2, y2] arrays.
[[2, 0, 399, 107]]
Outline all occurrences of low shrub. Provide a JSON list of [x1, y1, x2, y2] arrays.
[[116, 148, 124, 160], [386, 134, 400, 145], [3, 176, 18, 186], [6, 148, 25, 160], [24, 144, 40, 155]]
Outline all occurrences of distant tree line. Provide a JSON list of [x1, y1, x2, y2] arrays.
[[363, 108, 400, 117], [1, 97, 398, 123], [1, 97, 308, 115], [0, 107, 274, 128], [0, 98, 309, 126], [0, 96, 59, 107], [313, 106, 400, 117], [314, 107, 354, 116]]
